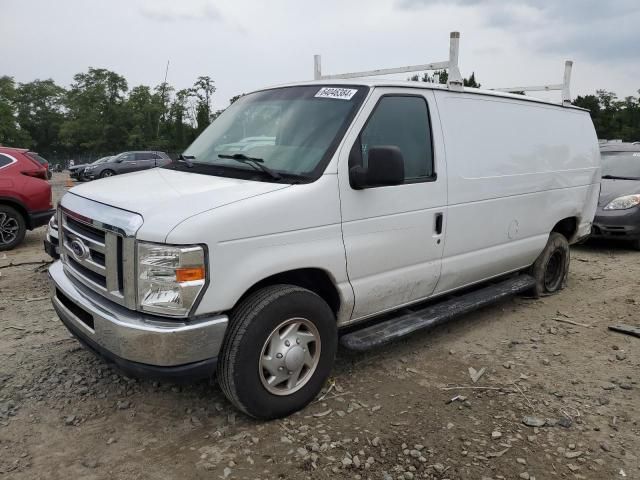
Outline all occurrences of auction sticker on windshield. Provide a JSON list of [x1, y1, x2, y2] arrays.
[[315, 87, 358, 100]]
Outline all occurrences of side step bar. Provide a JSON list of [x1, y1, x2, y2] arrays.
[[341, 275, 536, 351]]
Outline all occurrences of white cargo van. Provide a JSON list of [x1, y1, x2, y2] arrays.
[[49, 39, 600, 419]]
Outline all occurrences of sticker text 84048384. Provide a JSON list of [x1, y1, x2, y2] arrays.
[[314, 87, 358, 100]]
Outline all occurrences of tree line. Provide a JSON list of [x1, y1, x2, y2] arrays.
[[572, 91, 640, 142], [0, 68, 243, 164], [1, 67, 638, 166]]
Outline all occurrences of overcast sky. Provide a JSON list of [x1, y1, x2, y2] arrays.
[[2, 0, 639, 109]]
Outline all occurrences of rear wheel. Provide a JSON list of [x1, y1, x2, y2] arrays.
[[528, 232, 570, 297], [0, 205, 26, 251], [217, 285, 337, 419], [631, 239, 640, 251], [100, 169, 115, 178]]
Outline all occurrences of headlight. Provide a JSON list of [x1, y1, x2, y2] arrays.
[[604, 194, 640, 210], [48, 213, 58, 230], [137, 242, 207, 317]]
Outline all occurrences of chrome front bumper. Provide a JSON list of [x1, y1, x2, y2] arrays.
[[49, 260, 228, 369]]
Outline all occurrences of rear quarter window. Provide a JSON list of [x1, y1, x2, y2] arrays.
[[0, 153, 17, 170]]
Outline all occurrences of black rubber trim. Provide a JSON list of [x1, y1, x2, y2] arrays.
[[341, 274, 536, 351], [43, 238, 60, 259], [28, 209, 56, 229], [53, 301, 217, 382]]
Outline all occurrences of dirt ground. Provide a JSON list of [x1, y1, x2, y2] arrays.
[[0, 173, 638, 480]]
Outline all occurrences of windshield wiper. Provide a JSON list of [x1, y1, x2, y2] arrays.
[[218, 153, 282, 181], [602, 174, 640, 180], [176, 154, 195, 168]]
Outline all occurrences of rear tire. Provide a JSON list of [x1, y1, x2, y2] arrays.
[[528, 232, 570, 298], [217, 285, 337, 419], [631, 239, 640, 251], [0, 205, 26, 251], [100, 169, 115, 178]]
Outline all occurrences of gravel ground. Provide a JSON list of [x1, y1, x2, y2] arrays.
[[0, 173, 638, 479]]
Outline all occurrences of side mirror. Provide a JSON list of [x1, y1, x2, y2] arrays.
[[349, 146, 405, 189]]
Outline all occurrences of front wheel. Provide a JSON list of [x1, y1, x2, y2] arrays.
[[528, 232, 570, 297], [217, 285, 337, 419], [100, 169, 115, 178], [0, 205, 26, 251]]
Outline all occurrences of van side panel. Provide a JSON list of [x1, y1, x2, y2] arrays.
[[433, 92, 600, 295], [166, 175, 355, 323]]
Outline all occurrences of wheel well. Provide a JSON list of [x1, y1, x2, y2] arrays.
[[0, 199, 28, 227], [239, 268, 341, 315], [552, 217, 578, 241]]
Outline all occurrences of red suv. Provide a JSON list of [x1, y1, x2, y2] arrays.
[[0, 146, 55, 250]]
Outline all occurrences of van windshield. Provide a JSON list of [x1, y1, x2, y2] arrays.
[[601, 151, 640, 179], [177, 85, 368, 182]]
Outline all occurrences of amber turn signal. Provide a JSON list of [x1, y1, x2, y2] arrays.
[[175, 266, 206, 282]]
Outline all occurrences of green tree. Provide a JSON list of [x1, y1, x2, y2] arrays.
[[166, 88, 197, 151], [573, 90, 640, 141], [190, 76, 216, 134], [60, 68, 129, 153], [14, 79, 66, 155], [463, 72, 480, 88], [0, 76, 32, 147], [408, 70, 479, 87], [126, 85, 163, 148], [229, 94, 245, 105]]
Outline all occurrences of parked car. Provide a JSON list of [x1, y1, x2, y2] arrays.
[[68, 156, 113, 181], [83, 151, 170, 179], [68, 164, 88, 180], [82, 156, 113, 180], [25, 151, 52, 180], [0, 147, 55, 250], [44, 213, 60, 258], [48, 79, 599, 419], [591, 143, 640, 249]]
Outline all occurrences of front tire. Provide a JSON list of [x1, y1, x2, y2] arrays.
[[529, 232, 570, 297], [217, 285, 337, 419], [0, 205, 26, 251], [100, 169, 115, 178]]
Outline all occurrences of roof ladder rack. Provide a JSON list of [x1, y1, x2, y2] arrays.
[[313, 32, 464, 91], [491, 60, 574, 106]]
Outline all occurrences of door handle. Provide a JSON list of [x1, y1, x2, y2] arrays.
[[434, 213, 443, 235]]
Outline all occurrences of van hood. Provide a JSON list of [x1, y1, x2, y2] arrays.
[[598, 178, 640, 207], [68, 168, 289, 240]]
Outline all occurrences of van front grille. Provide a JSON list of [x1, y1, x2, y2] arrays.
[[59, 209, 135, 308]]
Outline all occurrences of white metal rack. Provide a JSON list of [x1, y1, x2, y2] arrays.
[[313, 32, 464, 91], [312, 31, 574, 106], [491, 60, 574, 106]]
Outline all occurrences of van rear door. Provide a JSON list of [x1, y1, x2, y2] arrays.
[[338, 88, 448, 321]]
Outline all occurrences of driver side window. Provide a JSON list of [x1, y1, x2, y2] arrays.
[[357, 95, 434, 183]]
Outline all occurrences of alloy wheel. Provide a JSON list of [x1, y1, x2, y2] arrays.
[[0, 212, 19, 246]]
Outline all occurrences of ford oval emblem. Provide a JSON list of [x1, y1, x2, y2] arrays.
[[69, 239, 89, 260]]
